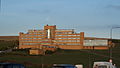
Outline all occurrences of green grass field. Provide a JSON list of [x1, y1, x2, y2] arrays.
[[0, 47, 120, 68], [0, 40, 120, 68], [0, 40, 18, 50]]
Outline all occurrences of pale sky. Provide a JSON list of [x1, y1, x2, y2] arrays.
[[0, 0, 120, 39]]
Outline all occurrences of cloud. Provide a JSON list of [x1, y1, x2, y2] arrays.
[[107, 5, 120, 10]]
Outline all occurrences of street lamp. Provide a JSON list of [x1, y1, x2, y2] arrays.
[[109, 26, 120, 62]]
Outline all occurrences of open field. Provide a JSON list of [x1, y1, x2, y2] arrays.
[[0, 46, 120, 68]]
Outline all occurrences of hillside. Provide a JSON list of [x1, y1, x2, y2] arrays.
[[0, 36, 18, 41], [0, 45, 120, 68], [0, 36, 19, 50]]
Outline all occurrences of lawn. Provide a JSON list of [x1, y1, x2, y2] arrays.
[[0, 48, 120, 68], [0, 40, 120, 68]]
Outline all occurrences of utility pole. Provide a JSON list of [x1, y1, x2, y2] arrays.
[[109, 27, 120, 63], [109, 28, 113, 61]]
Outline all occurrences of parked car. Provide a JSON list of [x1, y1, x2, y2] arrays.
[[93, 62, 116, 68], [52, 64, 77, 68], [0, 63, 26, 68]]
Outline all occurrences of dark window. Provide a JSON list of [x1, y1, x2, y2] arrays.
[[98, 65, 107, 68]]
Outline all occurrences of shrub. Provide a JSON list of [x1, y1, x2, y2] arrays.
[[45, 50, 54, 54]]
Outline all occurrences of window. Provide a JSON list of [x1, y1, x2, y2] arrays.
[[56, 32, 62, 34], [33, 38, 37, 39], [38, 38, 41, 39], [77, 40, 80, 42], [84, 40, 108, 46], [98, 65, 107, 68]]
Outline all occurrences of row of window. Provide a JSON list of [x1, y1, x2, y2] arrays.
[[20, 43, 41, 45], [21, 35, 80, 38], [21, 38, 42, 39], [55, 38, 80, 39], [20, 37, 80, 40], [28, 31, 73, 34], [84, 40, 108, 46], [55, 40, 80, 42], [21, 32, 80, 37], [20, 43, 52, 45], [55, 35, 80, 36], [21, 35, 44, 37], [55, 32, 73, 34], [28, 32, 44, 34], [20, 42, 80, 45], [20, 40, 42, 42], [20, 39, 80, 42], [55, 43, 80, 45]]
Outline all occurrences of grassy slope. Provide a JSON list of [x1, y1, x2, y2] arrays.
[[0, 47, 120, 68], [0, 40, 120, 68], [0, 41, 18, 50]]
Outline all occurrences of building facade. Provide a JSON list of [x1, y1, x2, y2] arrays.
[[19, 25, 109, 50]]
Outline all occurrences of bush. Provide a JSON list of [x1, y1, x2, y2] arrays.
[[45, 50, 54, 54], [0, 40, 18, 51], [0, 50, 29, 56]]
